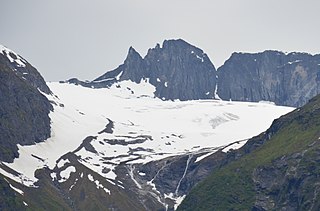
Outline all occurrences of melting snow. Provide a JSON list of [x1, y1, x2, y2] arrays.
[[88, 174, 111, 194], [8, 183, 24, 195], [57, 158, 70, 168], [59, 166, 76, 183], [4, 80, 294, 187], [222, 140, 247, 153]]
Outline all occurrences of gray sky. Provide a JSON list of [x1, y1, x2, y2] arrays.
[[1, 0, 320, 81]]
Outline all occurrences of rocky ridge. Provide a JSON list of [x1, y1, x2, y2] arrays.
[[0, 45, 52, 162], [217, 51, 320, 107], [69, 40, 320, 107], [69, 39, 218, 101]]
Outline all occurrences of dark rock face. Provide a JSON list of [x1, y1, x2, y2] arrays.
[[69, 39, 218, 101], [0, 46, 52, 162], [0, 47, 51, 95], [217, 51, 320, 107], [69, 40, 320, 107]]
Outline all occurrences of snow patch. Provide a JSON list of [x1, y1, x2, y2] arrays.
[[214, 84, 221, 100], [50, 172, 57, 181], [9, 183, 24, 195], [288, 60, 301, 65], [115, 71, 123, 80], [87, 174, 111, 194], [195, 151, 217, 163], [59, 166, 76, 183], [57, 158, 70, 168], [222, 140, 247, 153], [0, 45, 26, 67], [138, 172, 146, 176], [196, 55, 204, 62]]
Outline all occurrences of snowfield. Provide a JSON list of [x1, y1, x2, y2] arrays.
[[2, 80, 294, 187]]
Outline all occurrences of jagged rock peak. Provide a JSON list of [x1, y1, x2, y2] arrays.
[[127, 46, 142, 59], [68, 39, 218, 101]]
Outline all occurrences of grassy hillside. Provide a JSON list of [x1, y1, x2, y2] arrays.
[[178, 95, 320, 210]]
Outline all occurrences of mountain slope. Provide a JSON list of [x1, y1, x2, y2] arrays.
[[0, 45, 52, 162], [178, 94, 320, 210], [217, 51, 320, 107], [69, 39, 218, 101], [0, 80, 293, 210]]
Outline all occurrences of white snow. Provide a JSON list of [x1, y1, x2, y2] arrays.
[[222, 140, 247, 153], [23, 201, 28, 206], [138, 172, 146, 176], [196, 55, 204, 62], [214, 84, 221, 100], [174, 195, 186, 210], [0, 44, 26, 67], [87, 174, 111, 194], [57, 159, 70, 168], [88, 174, 94, 181], [157, 78, 161, 82], [164, 82, 168, 87], [9, 183, 24, 195], [0, 163, 36, 187], [3, 80, 294, 187], [288, 60, 301, 65], [115, 71, 123, 80], [195, 151, 216, 163], [59, 166, 76, 183], [164, 193, 186, 210], [50, 172, 57, 181]]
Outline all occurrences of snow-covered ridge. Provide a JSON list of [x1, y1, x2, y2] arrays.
[[0, 44, 27, 67]]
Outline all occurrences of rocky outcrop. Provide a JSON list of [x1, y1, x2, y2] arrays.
[[0, 45, 52, 162], [68, 39, 218, 101], [217, 51, 320, 107]]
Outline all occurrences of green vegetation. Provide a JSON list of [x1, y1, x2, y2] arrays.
[[0, 176, 26, 211], [178, 95, 320, 211]]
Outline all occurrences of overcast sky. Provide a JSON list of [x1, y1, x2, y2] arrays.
[[1, 0, 320, 81]]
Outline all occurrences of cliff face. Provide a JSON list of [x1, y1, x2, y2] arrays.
[[70, 39, 218, 101], [0, 45, 52, 162], [217, 51, 320, 107]]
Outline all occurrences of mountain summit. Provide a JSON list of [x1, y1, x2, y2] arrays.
[[69, 39, 218, 101]]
